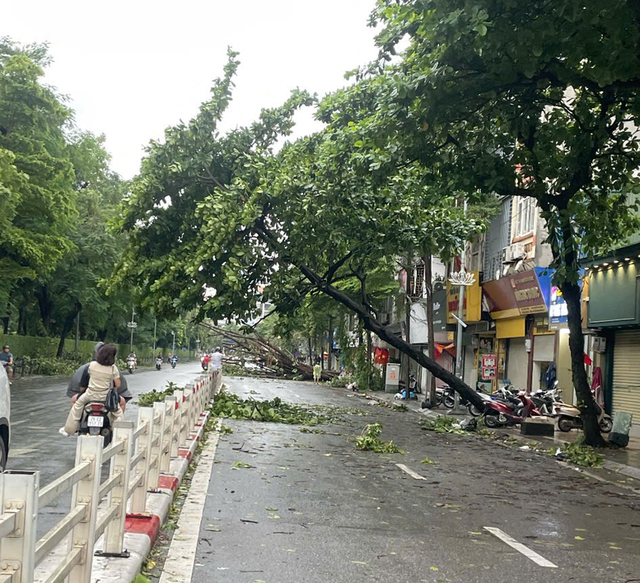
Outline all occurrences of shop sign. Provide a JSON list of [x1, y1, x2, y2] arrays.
[[432, 288, 447, 333], [481, 354, 497, 380], [510, 271, 546, 314], [446, 270, 482, 324], [549, 285, 568, 329]]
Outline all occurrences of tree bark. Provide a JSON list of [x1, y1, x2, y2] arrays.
[[36, 285, 53, 334], [57, 302, 82, 358], [560, 281, 605, 447]]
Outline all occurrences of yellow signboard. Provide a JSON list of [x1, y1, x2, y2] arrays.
[[446, 270, 481, 324]]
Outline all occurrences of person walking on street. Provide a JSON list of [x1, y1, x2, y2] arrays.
[[211, 347, 224, 370], [60, 344, 123, 436], [313, 360, 322, 384], [0, 346, 13, 386]]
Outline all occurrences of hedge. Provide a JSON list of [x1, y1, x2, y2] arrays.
[[0, 334, 163, 360]]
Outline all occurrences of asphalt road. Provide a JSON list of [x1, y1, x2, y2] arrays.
[[193, 377, 640, 583], [7, 361, 204, 536]]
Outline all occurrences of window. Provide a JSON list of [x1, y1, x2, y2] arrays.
[[514, 197, 536, 239]]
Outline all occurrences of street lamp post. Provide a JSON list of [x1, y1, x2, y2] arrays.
[[171, 331, 175, 357], [128, 307, 137, 353], [153, 318, 157, 357]]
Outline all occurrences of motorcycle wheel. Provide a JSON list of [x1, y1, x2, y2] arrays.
[[128, 367, 133, 374], [468, 404, 483, 417], [599, 418, 613, 433], [557, 417, 573, 432], [484, 413, 501, 428], [443, 395, 455, 409]]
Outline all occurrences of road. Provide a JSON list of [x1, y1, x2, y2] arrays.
[[189, 377, 640, 583], [7, 361, 204, 536]]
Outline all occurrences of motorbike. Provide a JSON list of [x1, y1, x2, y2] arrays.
[[127, 357, 136, 375], [443, 385, 493, 417], [554, 401, 612, 433], [201, 358, 209, 371], [530, 387, 562, 416], [482, 392, 541, 428], [170, 358, 177, 369], [78, 402, 112, 445], [155, 357, 162, 371]]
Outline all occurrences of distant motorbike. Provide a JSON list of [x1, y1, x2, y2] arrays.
[[78, 402, 112, 446], [201, 358, 209, 371], [127, 357, 136, 375], [155, 357, 162, 371], [170, 357, 177, 369]]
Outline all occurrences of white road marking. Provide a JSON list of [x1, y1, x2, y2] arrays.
[[484, 527, 557, 568], [396, 463, 427, 481], [159, 421, 221, 583]]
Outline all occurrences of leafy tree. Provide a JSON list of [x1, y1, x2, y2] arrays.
[[362, 0, 640, 445], [0, 38, 76, 310], [114, 52, 488, 407]]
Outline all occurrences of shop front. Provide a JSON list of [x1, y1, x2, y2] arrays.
[[483, 269, 551, 393], [588, 257, 640, 434]]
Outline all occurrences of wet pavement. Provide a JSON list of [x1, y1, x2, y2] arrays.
[[194, 377, 640, 583], [7, 361, 204, 536]]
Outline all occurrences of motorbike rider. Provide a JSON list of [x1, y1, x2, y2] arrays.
[[202, 353, 211, 370], [67, 342, 131, 411], [0, 345, 14, 386], [60, 344, 123, 436], [127, 351, 137, 369], [170, 354, 178, 366]]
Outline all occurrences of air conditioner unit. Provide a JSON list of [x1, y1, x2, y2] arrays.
[[502, 243, 526, 263]]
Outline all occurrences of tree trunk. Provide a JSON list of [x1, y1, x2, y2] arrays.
[[312, 275, 484, 408], [0, 316, 8, 335], [560, 281, 605, 447], [308, 337, 313, 366], [424, 252, 437, 405], [56, 303, 82, 358], [36, 285, 53, 334]]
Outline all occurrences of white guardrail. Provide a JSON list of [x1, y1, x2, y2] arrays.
[[0, 370, 221, 583]]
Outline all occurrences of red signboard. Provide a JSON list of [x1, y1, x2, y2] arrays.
[[481, 354, 497, 380]]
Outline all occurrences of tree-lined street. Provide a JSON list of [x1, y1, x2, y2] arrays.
[[181, 377, 640, 582]]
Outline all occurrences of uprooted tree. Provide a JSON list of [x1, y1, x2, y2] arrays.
[[112, 50, 489, 409], [360, 0, 640, 446]]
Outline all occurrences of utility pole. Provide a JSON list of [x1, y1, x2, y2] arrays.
[[424, 251, 437, 406], [171, 330, 175, 357], [405, 258, 412, 400], [153, 318, 157, 356]]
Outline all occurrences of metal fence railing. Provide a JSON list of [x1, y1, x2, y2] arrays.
[[0, 370, 221, 583]]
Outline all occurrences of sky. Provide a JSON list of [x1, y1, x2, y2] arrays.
[[3, 0, 380, 178]]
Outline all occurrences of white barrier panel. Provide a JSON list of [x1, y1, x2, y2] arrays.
[[0, 370, 221, 583]]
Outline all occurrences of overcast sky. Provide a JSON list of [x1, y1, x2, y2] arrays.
[[3, 0, 379, 178]]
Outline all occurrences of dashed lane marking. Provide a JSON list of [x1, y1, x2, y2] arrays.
[[484, 526, 557, 568], [396, 463, 427, 481]]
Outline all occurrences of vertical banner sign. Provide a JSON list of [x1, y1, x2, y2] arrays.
[[481, 354, 497, 380], [549, 285, 568, 329]]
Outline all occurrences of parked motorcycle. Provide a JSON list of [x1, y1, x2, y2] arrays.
[[443, 385, 492, 417], [554, 401, 612, 433], [483, 392, 540, 428], [155, 357, 163, 371], [78, 402, 112, 445]]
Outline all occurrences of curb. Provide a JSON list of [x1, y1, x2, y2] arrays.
[[90, 408, 211, 583]]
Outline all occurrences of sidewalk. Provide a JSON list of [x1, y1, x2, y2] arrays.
[[366, 390, 640, 483]]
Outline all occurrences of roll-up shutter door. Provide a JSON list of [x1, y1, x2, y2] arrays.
[[533, 335, 555, 362], [612, 330, 640, 420]]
